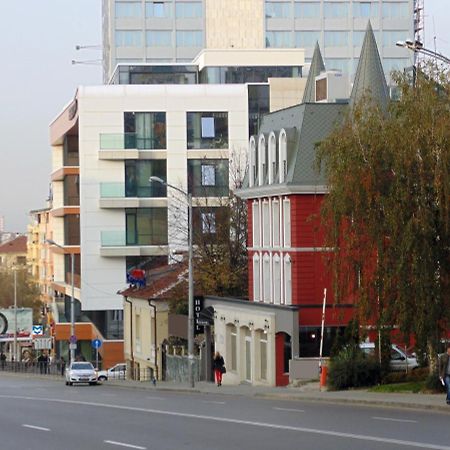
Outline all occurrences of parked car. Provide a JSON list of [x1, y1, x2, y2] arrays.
[[97, 363, 127, 381], [360, 342, 419, 371], [65, 361, 98, 386]]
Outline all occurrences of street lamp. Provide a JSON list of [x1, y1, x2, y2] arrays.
[[46, 239, 76, 363], [396, 40, 450, 65], [149, 176, 195, 388], [12, 266, 17, 362]]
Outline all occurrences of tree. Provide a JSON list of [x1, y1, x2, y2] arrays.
[[0, 266, 41, 322], [316, 69, 450, 371]]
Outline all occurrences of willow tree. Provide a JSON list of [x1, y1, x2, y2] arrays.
[[316, 69, 450, 370]]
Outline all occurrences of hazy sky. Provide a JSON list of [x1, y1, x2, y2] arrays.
[[0, 1, 449, 232]]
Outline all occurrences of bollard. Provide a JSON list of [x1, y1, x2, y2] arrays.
[[320, 365, 328, 390]]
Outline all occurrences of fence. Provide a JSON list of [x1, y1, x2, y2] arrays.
[[164, 354, 201, 383], [0, 361, 66, 376]]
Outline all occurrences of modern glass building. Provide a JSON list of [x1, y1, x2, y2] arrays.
[[103, 0, 414, 83]]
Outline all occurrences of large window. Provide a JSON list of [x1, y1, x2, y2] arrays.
[[294, 2, 320, 18], [64, 175, 79, 206], [187, 159, 229, 197], [175, 2, 203, 18], [325, 58, 349, 73], [146, 31, 172, 47], [125, 160, 167, 197], [353, 2, 378, 18], [324, 31, 348, 47], [323, 2, 348, 18], [382, 2, 409, 19], [124, 112, 166, 149], [265, 31, 292, 48], [187, 112, 228, 150], [295, 31, 321, 48], [265, 2, 291, 18], [115, 30, 142, 47], [115, 2, 142, 17], [382, 30, 409, 47], [176, 31, 203, 47], [64, 215, 80, 246], [63, 135, 79, 166], [146, 1, 171, 18], [126, 208, 168, 245]]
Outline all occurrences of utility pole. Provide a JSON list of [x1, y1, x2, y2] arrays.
[[13, 267, 17, 362]]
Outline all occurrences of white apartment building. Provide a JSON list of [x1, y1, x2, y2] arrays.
[[103, 0, 414, 83]]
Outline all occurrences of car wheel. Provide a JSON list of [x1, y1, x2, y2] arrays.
[[98, 376, 107, 381], [65, 381, 69, 386]]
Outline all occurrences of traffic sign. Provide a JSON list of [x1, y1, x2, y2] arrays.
[[34, 338, 52, 350], [32, 325, 43, 336], [69, 335, 77, 344], [91, 339, 102, 350]]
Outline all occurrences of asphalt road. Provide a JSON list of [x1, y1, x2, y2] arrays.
[[0, 374, 449, 450]]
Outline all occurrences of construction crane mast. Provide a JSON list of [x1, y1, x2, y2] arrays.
[[413, 0, 425, 64]]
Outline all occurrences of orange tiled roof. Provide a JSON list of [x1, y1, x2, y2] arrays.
[[0, 235, 27, 254]]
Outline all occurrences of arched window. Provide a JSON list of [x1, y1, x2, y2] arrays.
[[268, 132, 277, 184], [258, 134, 266, 186], [273, 253, 281, 305], [283, 198, 291, 247], [263, 253, 271, 303], [284, 254, 292, 305], [279, 129, 287, 183], [252, 201, 260, 247], [249, 136, 257, 187], [253, 253, 261, 301]]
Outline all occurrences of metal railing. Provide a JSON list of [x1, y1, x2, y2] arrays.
[[0, 361, 66, 376]]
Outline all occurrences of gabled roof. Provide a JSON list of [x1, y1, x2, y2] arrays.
[[0, 235, 27, 254], [119, 263, 188, 300], [350, 21, 389, 109], [302, 42, 326, 103]]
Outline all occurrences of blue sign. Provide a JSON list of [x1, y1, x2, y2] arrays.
[[92, 338, 102, 350], [32, 325, 43, 335]]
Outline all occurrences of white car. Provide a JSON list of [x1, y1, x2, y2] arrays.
[[65, 362, 98, 386], [97, 363, 127, 381], [360, 342, 419, 371]]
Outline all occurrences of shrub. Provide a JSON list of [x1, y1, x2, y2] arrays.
[[425, 371, 446, 393], [327, 346, 381, 390], [381, 367, 428, 385]]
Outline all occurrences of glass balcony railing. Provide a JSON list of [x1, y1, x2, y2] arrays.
[[101, 231, 126, 247], [100, 182, 167, 198], [99, 133, 166, 150]]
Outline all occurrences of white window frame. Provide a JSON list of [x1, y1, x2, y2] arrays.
[[249, 137, 256, 188], [283, 198, 291, 248], [252, 201, 260, 247], [273, 253, 281, 305], [284, 254, 292, 305], [253, 253, 261, 301], [263, 253, 271, 303], [279, 129, 287, 183], [262, 201, 270, 247], [272, 200, 280, 247], [268, 132, 277, 184], [258, 134, 266, 186]]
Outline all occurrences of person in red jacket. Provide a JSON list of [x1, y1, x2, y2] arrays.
[[213, 352, 225, 386]]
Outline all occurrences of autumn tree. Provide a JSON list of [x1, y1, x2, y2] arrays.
[[316, 68, 450, 370]]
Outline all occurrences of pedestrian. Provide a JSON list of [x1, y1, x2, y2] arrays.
[[439, 343, 450, 405], [213, 351, 225, 387], [60, 357, 66, 376], [0, 352, 6, 370]]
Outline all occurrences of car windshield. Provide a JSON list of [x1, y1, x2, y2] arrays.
[[71, 363, 94, 370]]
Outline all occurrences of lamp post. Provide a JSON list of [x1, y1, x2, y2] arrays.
[[149, 176, 195, 388], [13, 266, 17, 362], [396, 40, 450, 65], [46, 239, 75, 363]]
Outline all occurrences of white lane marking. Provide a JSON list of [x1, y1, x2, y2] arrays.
[[372, 416, 418, 424], [202, 400, 226, 405], [104, 440, 146, 449], [273, 407, 305, 413], [2, 395, 448, 450], [22, 424, 51, 431]]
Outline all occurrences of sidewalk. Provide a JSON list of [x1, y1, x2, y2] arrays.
[[106, 379, 450, 414]]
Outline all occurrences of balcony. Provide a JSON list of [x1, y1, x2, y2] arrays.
[[99, 133, 166, 160], [99, 183, 167, 208], [100, 230, 168, 257]]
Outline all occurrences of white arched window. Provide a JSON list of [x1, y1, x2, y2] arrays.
[[253, 253, 261, 301], [249, 136, 256, 188], [263, 253, 271, 303], [279, 129, 287, 183], [272, 199, 280, 247], [273, 253, 281, 305], [268, 132, 277, 184], [284, 254, 292, 305], [258, 134, 266, 186], [283, 198, 291, 248], [252, 200, 260, 247]]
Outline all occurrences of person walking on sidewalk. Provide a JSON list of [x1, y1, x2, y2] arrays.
[[439, 344, 450, 405], [213, 352, 225, 386]]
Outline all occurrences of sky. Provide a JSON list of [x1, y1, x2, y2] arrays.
[[0, 1, 449, 233]]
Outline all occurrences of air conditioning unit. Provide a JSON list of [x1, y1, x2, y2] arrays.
[[315, 70, 350, 103]]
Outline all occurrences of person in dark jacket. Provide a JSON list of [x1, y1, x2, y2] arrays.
[[213, 351, 225, 386], [439, 344, 450, 405]]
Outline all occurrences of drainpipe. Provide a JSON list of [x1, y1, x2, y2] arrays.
[[124, 297, 134, 379], [147, 300, 158, 381]]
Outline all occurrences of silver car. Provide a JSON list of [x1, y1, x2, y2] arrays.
[[65, 362, 98, 386]]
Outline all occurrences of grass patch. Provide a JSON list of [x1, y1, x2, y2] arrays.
[[369, 381, 426, 393]]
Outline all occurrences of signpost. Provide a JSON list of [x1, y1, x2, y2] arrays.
[[92, 338, 102, 369]]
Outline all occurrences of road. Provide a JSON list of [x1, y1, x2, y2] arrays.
[[0, 374, 449, 450]]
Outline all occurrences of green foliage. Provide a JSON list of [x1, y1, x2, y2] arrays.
[[328, 345, 381, 390], [330, 318, 360, 356], [316, 68, 450, 364], [381, 367, 428, 384], [425, 371, 446, 393], [369, 381, 425, 393]]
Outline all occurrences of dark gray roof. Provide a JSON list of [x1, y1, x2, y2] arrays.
[[350, 21, 389, 109], [302, 42, 326, 103]]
